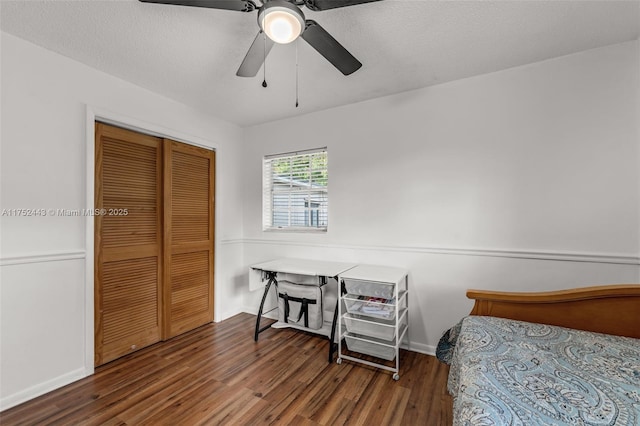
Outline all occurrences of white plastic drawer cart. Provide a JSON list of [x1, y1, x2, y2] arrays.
[[336, 265, 409, 380]]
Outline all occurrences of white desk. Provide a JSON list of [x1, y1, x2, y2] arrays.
[[250, 258, 357, 362], [251, 258, 356, 282]]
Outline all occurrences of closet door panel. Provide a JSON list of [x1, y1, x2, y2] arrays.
[[100, 256, 160, 364], [95, 123, 163, 366], [164, 140, 215, 338], [169, 250, 211, 336]]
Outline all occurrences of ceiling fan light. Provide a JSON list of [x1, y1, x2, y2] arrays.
[[263, 11, 302, 44], [258, 1, 305, 44]]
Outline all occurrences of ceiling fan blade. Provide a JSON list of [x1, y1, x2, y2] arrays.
[[237, 31, 275, 77], [138, 0, 256, 12], [301, 20, 362, 75], [303, 0, 381, 12]]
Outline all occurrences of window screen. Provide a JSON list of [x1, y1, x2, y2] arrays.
[[263, 148, 328, 231]]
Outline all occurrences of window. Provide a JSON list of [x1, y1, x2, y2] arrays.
[[263, 148, 328, 231]]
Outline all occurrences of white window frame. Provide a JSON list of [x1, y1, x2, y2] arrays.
[[263, 147, 328, 232]]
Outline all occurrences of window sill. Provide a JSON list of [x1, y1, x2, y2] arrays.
[[263, 227, 327, 233]]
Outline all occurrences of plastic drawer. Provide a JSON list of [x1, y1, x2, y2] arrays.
[[344, 334, 396, 361], [343, 279, 395, 299], [343, 314, 396, 341], [344, 295, 396, 320]]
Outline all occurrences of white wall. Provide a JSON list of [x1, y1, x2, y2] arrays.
[[0, 32, 245, 409], [2, 31, 639, 411], [241, 40, 640, 354]]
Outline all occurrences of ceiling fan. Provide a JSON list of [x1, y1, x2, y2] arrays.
[[139, 0, 382, 77]]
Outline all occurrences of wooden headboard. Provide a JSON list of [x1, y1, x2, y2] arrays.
[[467, 284, 640, 339]]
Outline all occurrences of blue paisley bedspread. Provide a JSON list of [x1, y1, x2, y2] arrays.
[[447, 316, 640, 425]]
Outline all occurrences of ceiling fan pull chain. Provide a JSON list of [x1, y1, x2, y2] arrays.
[[295, 39, 299, 107], [262, 32, 268, 88]]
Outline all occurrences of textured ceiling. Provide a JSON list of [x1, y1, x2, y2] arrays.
[[2, 0, 639, 127]]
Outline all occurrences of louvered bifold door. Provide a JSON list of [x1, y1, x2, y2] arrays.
[[163, 140, 215, 338], [95, 123, 163, 366]]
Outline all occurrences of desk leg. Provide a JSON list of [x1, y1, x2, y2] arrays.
[[254, 272, 277, 342], [328, 298, 339, 363], [328, 277, 345, 363]]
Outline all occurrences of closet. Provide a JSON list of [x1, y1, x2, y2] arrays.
[[94, 123, 215, 366]]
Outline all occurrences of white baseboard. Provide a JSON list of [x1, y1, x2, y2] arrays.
[[243, 305, 278, 320], [0, 367, 87, 412], [241, 308, 436, 357], [407, 342, 436, 357], [214, 307, 246, 323]]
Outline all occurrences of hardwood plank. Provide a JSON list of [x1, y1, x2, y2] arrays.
[[0, 313, 453, 425], [343, 372, 393, 425]]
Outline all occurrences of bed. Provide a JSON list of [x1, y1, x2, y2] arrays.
[[447, 285, 640, 426]]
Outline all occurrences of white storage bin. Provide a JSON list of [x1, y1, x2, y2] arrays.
[[338, 265, 409, 379], [345, 334, 396, 361], [343, 279, 395, 299], [343, 314, 396, 341], [344, 295, 396, 320]]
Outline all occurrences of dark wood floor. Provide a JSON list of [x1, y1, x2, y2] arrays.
[[1, 313, 453, 425]]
